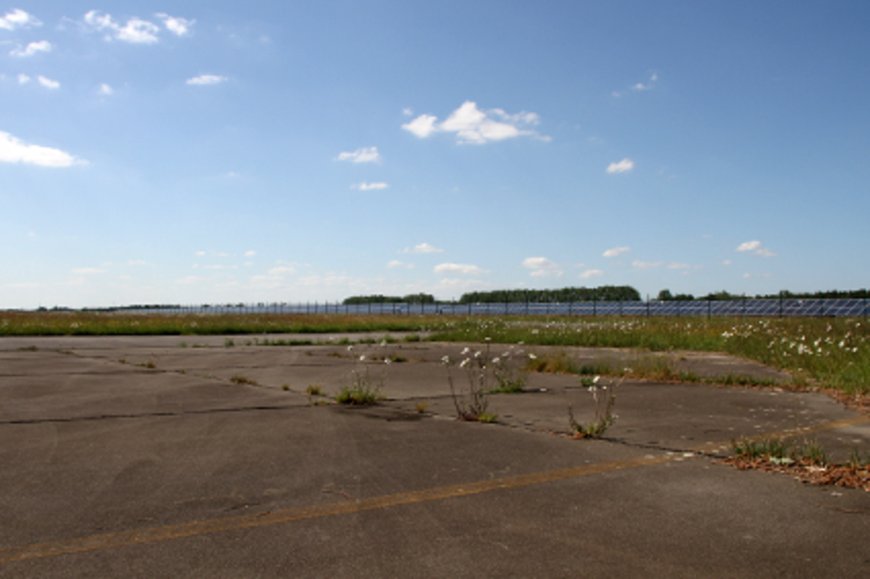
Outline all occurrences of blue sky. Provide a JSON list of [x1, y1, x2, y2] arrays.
[[2, 1, 869, 308]]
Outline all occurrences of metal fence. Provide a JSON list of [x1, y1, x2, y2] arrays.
[[114, 298, 869, 318]]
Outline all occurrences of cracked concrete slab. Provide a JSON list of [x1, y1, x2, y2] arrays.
[[0, 335, 867, 577]]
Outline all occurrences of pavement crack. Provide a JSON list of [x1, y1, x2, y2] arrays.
[[0, 404, 302, 426], [597, 436, 725, 458]]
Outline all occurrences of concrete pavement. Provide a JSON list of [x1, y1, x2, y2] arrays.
[[0, 336, 867, 577]]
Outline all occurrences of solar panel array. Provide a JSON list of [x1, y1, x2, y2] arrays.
[[122, 298, 868, 318]]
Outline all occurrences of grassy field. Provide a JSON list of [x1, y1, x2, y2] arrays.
[[0, 312, 440, 337], [429, 317, 869, 397], [1, 311, 867, 397]]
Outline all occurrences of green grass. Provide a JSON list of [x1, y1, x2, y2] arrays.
[[0, 312, 440, 337], [431, 316, 869, 396], [335, 384, 380, 405]]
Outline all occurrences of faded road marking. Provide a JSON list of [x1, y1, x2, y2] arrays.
[[1, 414, 867, 565]]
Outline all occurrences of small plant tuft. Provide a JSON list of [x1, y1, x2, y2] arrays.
[[230, 374, 258, 386], [568, 374, 621, 438]]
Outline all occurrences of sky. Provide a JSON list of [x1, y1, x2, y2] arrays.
[[2, 1, 869, 308]]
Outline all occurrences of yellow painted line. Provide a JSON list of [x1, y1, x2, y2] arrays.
[[0, 453, 671, 565], [1, 414, 866, 565]]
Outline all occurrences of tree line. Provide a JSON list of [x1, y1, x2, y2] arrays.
[[657, 289, 870, 301]]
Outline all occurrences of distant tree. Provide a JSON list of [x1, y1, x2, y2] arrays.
[[657, 289, 673, 301]]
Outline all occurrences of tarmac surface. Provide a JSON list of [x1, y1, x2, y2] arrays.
[[0, 335, 868, 577]]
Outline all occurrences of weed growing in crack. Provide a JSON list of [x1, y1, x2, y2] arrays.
[[230, 374, 258, 386], [335, 344, 391, 405], [568, 373, 624, 438], [442, 343, 491, 421], [731, 437, 827, 466], [488, 344, 534, 394]]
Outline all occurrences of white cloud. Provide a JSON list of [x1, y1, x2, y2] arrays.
[[402, 114, 439, 138], [37, 75, 60, 90], [17, 73, 30, 85], [186, 74, 228, 86], [0, 131, 82, 168], [434, 262, 483, 275], [387, 260, 414, 270], [336, 146, 381, 164], [83, 11, 160, 44], [580, 269, 604, 280], [632, 72, 658, 92], [603, 246, 630, 258], [244, 250, 257, 257], [736, 240, 776, 257], [402, 107, 414, 117], [522, 257, 563, 278], [403, 242, 443, 254], [267, 264, 296, 276], [352, 181, 389, 191], [402, 101, 548, 145], [155, 13, 193, 36], [10, 40, 52, 58], [667, 262, 691, 270], [606, 158, 635, 174], [632, 260, 661, 270], [98, 83, 114, 96], [0, 8, 40, 30]]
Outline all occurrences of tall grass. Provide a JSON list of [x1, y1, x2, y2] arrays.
[[430, 317, 869, 396], [0, 312, 440, 337]]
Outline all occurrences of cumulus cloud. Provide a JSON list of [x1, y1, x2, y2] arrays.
[[402, 114, 439, 139], [736, 240, 776, 257], [83, 10, 160, 44], [10, 40, 52, 58], [580, 269, 604, 280], [98, 83, 114, 96], [402, 101, 548, 145], [186, 74, 227, 86], [155, 13, 193, 36], [603, 246, 630, 258], [434, 262, 483, 275], [37, 75, 60, 90], [0, 131, 82, 168], [17, 73, 30, 85], [522, 257, 563, 278], [352, 181, 389, 191], [403, 242, 443, 254], [606, 158, 635, 174], [387, 260, 414, 270], [0, 8, 40, 30], [336, 146, 381, 164]]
